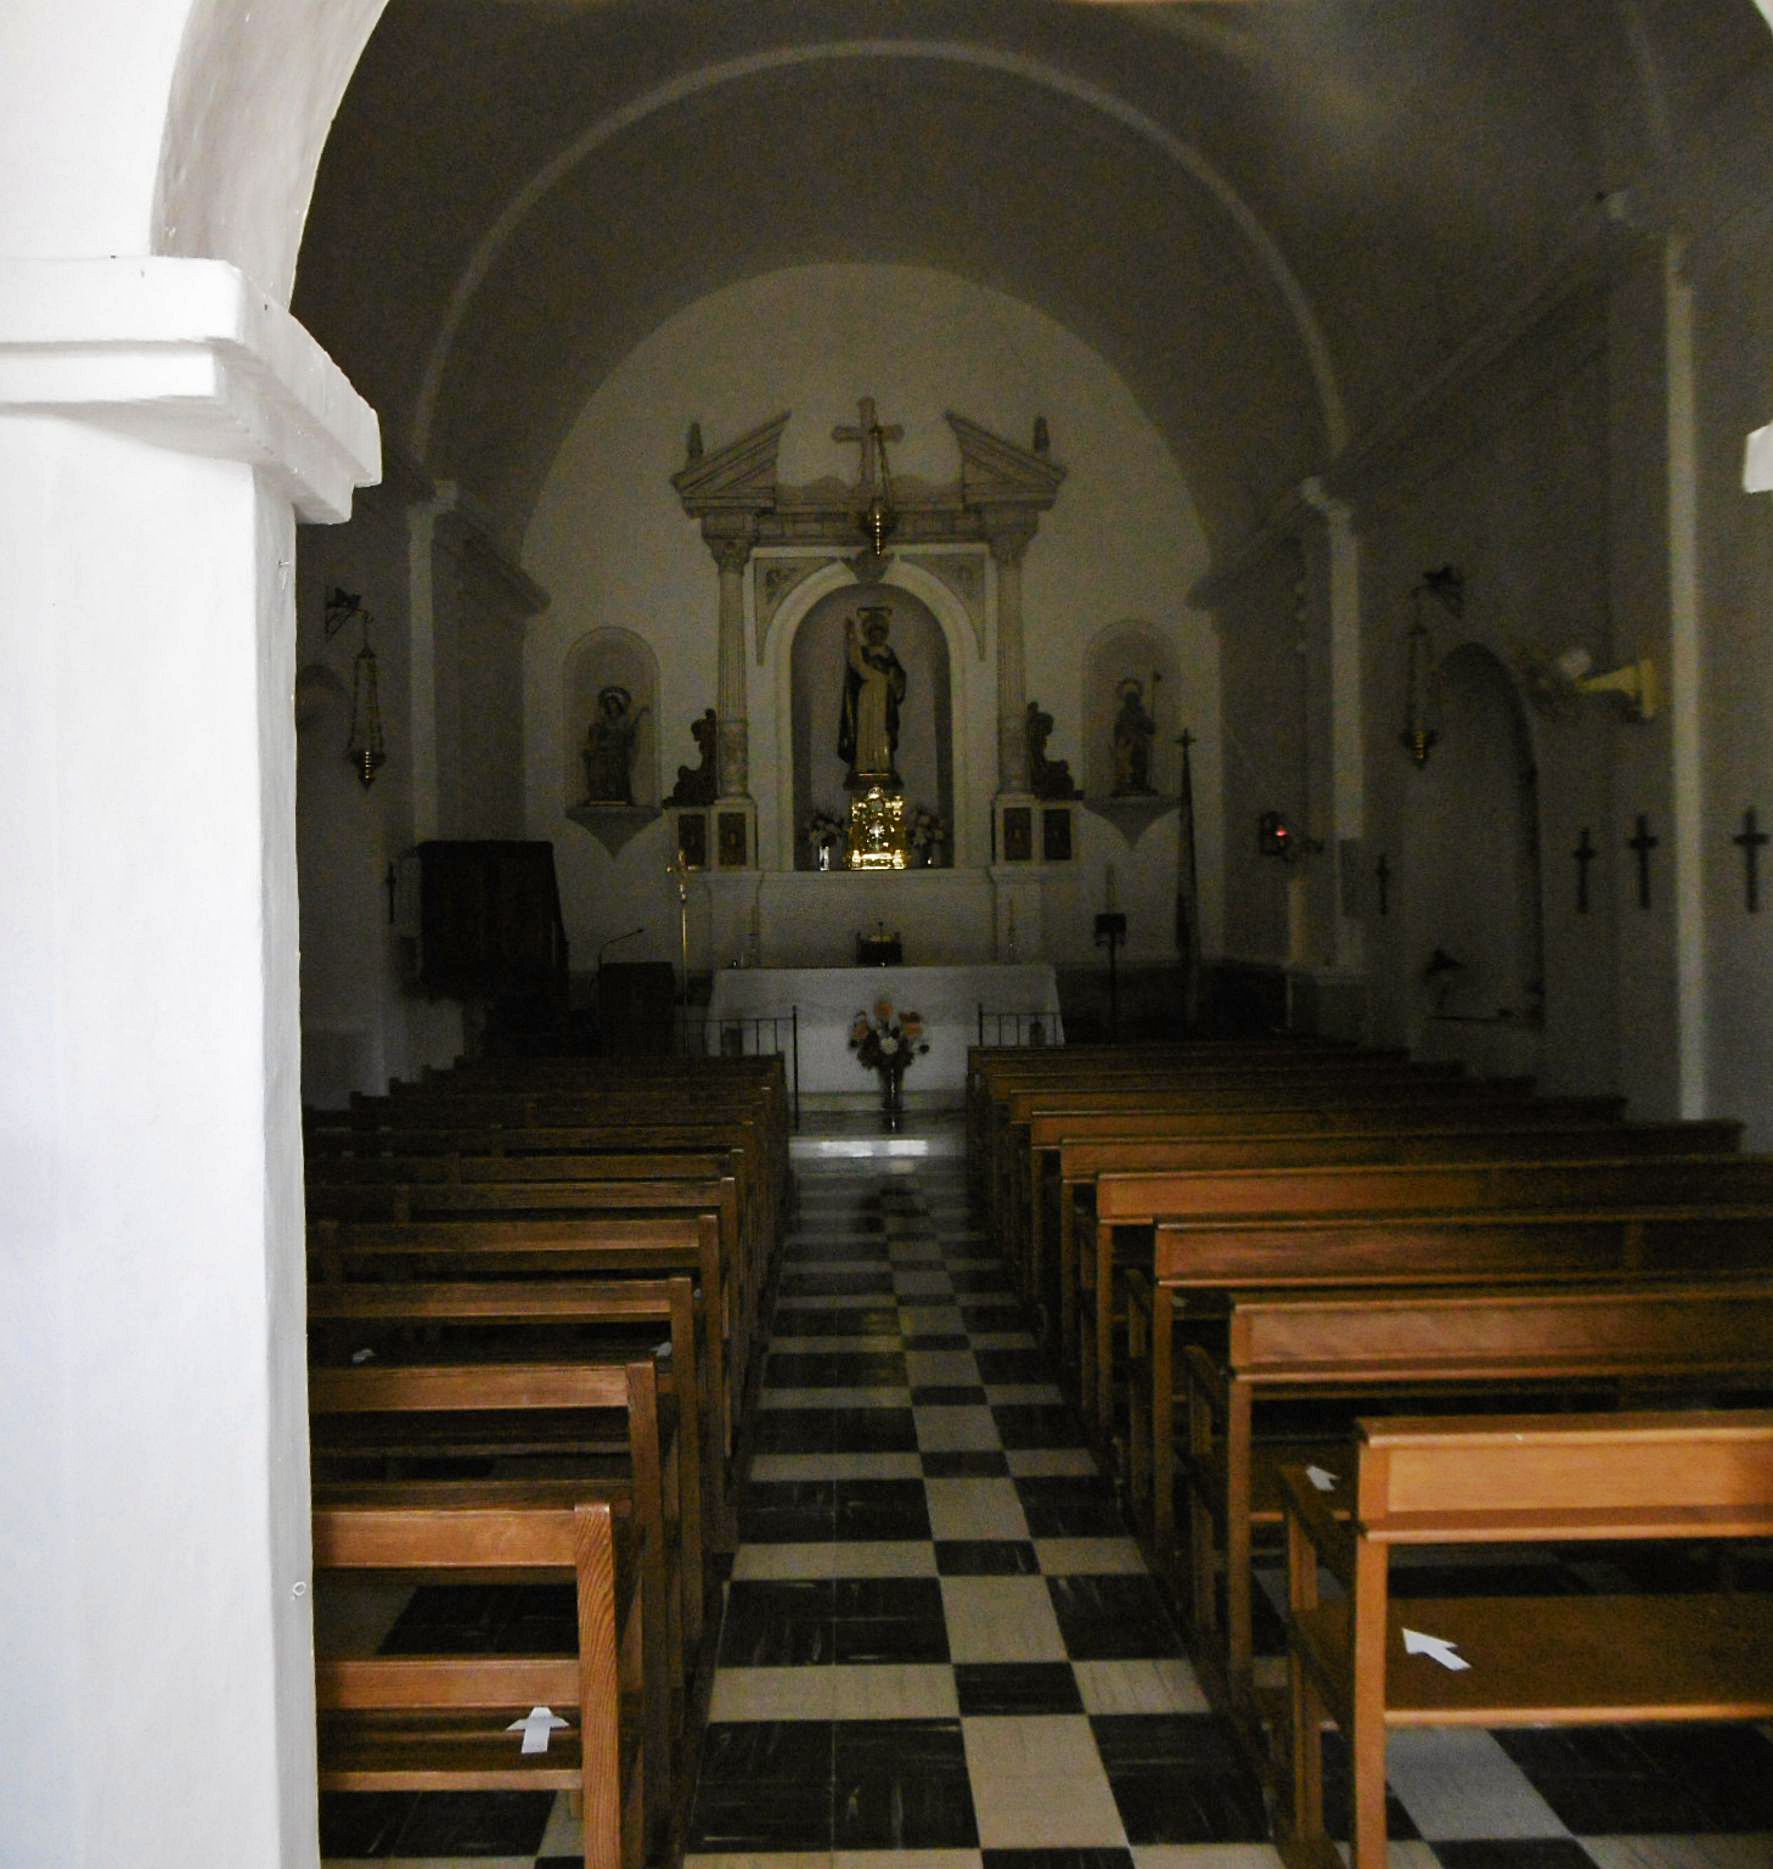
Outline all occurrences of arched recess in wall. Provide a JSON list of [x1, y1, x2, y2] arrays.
[[788, 585, 954, 867], [767, 558, 978, 870], [1084, 619, 1181, 805], [562, 626, 660, 814], [1405, 642, 1546, 1046]]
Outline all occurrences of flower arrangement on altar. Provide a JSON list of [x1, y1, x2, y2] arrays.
[[849, 999, 930, 1079], [908, 804, 947, 865], [805, 808, 845, 870]]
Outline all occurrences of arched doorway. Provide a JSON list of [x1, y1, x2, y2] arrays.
[[1406, 643, 1546, 1074]]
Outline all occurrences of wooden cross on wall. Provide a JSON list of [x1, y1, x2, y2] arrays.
[[1627, 813, 1659, 910], [1572, 828, 1596, 914], [1734, 807, 1770, 913], [833, 397, 903, 497]]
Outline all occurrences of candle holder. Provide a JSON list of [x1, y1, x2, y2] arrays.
[[1093, 911, 1128, 1042]]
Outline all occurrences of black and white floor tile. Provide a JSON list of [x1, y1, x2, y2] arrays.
[[321, 1124, 1773, 1868]]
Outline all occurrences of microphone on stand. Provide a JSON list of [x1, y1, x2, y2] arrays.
[[598, 926, 646, 970]]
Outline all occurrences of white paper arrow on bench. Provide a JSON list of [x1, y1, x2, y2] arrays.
[[1402, 1628, 1471, 1671], [1305, 1465, 1337, 1492], [508, 1705, 570, 1754]]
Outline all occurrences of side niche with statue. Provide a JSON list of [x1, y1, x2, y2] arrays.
[[1081, 620, 1181, 846], [562, 626, 660, 858], [580, 686, 648, 805]]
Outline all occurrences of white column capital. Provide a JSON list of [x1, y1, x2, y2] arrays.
[[0, 256, 380, 522]]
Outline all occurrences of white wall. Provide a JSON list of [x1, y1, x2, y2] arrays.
[[522, 261, 1220, 978], [1694, 173, 1773, 1143], [1344, 302, 1626, 1092], [296, 483, 540, 1103]]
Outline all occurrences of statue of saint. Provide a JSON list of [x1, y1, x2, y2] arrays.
[[666, 706, 718, 806], [1111, 676, 1157, 796], [581, 685, 648, 805], [1026, 699, 1078, 800], [838, 606, 907, 789]]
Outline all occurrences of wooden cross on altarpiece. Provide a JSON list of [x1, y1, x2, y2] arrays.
[[833, 398, 904, 501]]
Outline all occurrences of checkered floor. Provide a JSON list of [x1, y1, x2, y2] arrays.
[[321, 1135, 1773, 1868]]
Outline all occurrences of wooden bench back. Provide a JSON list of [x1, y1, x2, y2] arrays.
[[1152, 1207, 1773, 1286], [1059, 1121, 1739, 1181], [1100, 1152, 1773, 1225], [1006, 1080, 1543, 1128], [1028, 1100, 1638, 1148], [1353, 1407, 1773, 1532], [1226, 1277, 1773, 1385]]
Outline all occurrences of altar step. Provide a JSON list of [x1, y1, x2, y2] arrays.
[[789, 1106, 965, 1163]]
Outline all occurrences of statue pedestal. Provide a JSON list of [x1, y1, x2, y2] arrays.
[[671, 797, 756, 871], [992, 793, 1078, 866], [566, 802, 658, 860]]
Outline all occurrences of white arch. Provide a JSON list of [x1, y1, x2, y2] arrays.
[[411, 38, 1346, 461], [764, 556, 982, 870]]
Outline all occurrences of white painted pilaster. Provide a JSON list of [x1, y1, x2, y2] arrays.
[[0, 256, 378, 1867]]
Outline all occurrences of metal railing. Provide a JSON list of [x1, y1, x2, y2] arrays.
[[977, 1005, 1056, 1049], [676, 1006, 801, 1129]]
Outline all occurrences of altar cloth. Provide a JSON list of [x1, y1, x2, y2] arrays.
[[706, 962, 1062, 1092]]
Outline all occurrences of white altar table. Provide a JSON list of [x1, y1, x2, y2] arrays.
[[706, 963, 1063, 1094]]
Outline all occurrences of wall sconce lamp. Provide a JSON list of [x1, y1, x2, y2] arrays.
[[1555, 648, 1661, 722], [1513, 642, 1662, 724], [1399, 565, 1461, 768], [324, 586, 387, 789]]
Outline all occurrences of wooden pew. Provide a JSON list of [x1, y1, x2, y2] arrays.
[[1281, 1409, 1773, 1869], [964, 1038, 1359, 1189], [308, 1273, 705, 1652], [313, 1101, 778, 1303], [308, 1213, 738, 1546], [1128, 1201, 1773, 1580], [1043, 1117, 1737, 1378], [1178, 1274, 1773, 1713], [309, 1350, 679, 1841], [1089, 1151, 1773, 1433], [374, 1062, 790, 1181], [307, 1114, 782, 1262], [313, 1490, 644, 1869], [991, 1072, 1565, 1291], [309, 1174, 757, 1445], [988, 1061, 1488, 1259]]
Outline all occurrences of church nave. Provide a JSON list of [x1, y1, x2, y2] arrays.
[[317, 1131, 1773, 1869]]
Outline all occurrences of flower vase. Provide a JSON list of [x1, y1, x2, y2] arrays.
[[880, 1061, 905, 1128]]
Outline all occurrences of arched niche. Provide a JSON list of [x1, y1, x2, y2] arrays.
[[767, 558, 978, 869], [1407, 642, 1546, 1035], [561, 626, 660, 812], [1084, 619, 1182, 802], [788, 585, 953, 866]]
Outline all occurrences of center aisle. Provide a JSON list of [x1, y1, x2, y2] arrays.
[[687, 1144, 1273, 1867]]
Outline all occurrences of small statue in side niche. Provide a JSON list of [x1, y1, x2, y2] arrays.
[[581, 684, 649, 805], [1025, 699, 1078, 800], [1111, 676, 1158, 796], [666, 706, 718, 806]]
